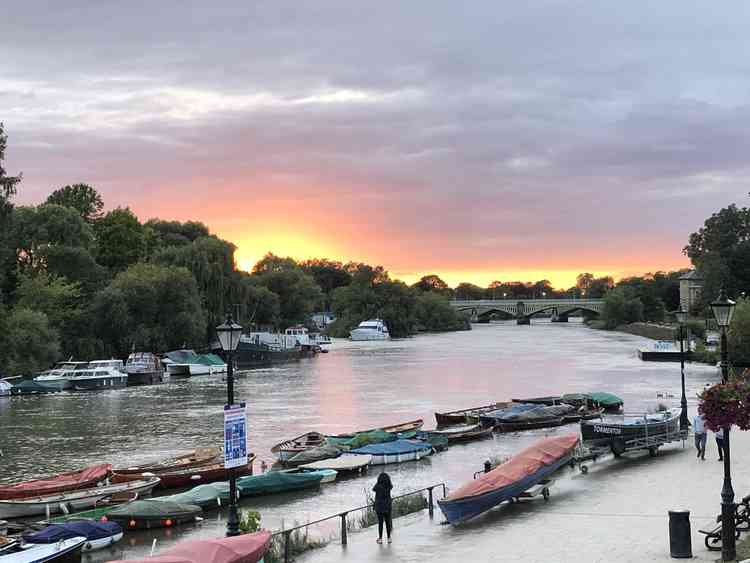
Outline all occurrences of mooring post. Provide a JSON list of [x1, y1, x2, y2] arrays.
[[283, 530, 291, 563], [340, 512, 348, 545], [428, 487, 434, 518]]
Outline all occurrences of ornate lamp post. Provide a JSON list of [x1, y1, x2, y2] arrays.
[[710, 289, 736, 562], [674, 308, 689, 433], [216, 313, 243, 537]]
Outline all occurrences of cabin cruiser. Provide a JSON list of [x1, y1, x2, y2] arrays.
[[349, 319, 390, 341], [87, 359, 125, 372], [163, 350, 227, 377], [125, 352, 164, 385], [285, 326, 321, 353], [0, 379, 11, 396], [69, 366, 128, 390], [34, 361, 88, 391]]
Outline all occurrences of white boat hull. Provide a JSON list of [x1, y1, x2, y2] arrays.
[[25, 531, 123, 552], [12, 537, 86, 562], [349, 330, 390, 341], [167, 364, 225, 377], [349, 448, 430, 466]]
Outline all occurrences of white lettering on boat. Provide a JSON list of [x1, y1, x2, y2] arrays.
[[593, 425, 621, 435]]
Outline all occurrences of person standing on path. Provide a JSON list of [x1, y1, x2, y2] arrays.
[[694, 413, 707, 460], [373, 472, 393, 544], [715, 427, 725, 461]]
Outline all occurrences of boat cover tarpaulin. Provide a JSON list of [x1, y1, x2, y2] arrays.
[[287, 443, 341, 465], [503, 404, 574, 422], [108, 530, 271, 563], [154, 483, 230, 508], [588, 392, 624, 407], [299, 454, 372, 471], [0, 463, 111, 500], [10, 380, 59, 394], [164, 350, 201, 364], [348, 439, 433, 456], [196, 353, 225, 366], [236, 470, 324, 496], [445, 434, 579, 501], [108, 500, 201, 520], [327, 429, 396, 450], [24, 521, 123, 543]]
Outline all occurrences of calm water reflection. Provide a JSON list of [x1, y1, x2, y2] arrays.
[[0, 320, 718, 560]]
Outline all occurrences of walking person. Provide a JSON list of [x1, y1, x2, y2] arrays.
[[373, 472, 393, 544], [694, 413, 707, 461], [715, 427, 725, 461]]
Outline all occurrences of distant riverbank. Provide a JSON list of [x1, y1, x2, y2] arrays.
[[587, 320, 676, 341]]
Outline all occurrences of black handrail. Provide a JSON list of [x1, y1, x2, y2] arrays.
[[270, 482, 447, 562]]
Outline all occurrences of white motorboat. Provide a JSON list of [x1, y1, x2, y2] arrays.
[[125, 352, 164, 385], [87, 359, 125, 372], [0, 536, 86, 561], [0, 477, 160, 519], [349, 319, 390, 341], [163, 350, 226, 377], [33, 361, 88, 391], [0, 380, 11, 396], [69, 367, 128, 391]]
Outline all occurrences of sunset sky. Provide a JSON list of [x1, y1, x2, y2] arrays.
[[3, 2, 748, 289]]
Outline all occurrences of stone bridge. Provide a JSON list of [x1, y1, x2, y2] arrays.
[[450, 298, 605, 325]]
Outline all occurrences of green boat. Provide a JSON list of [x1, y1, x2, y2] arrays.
[[326, 429, 396, 450], [107, 500, 202, 530], [236, 470, 325, 497], [588, 392, 624, 412], [152, 483, 230, 510]]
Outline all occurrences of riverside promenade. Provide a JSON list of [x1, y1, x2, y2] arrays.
[[302, 413, 750, 563]]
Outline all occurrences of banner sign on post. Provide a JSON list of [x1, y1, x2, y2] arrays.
[[224, 402, 248, 469]]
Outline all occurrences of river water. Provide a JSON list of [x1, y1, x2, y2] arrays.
[[0, 320, 719, 561]]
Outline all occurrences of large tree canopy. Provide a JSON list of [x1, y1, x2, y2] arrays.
[[95, 207, 146, 271], [45, 184, 103, 223]]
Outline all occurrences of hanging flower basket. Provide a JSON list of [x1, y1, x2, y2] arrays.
[[698, 381, 750, 431]]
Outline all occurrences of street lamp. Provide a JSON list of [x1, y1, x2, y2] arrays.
[[673, 308, 689, 433], [710, 289, 736, 562], [216, 313, 243, 537]]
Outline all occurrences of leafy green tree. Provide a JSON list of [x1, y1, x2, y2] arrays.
[[45, 184, 103, 223], [95, 207, 146, 271], [252, 267, 323, 328], [602, 287, 644, 329], [1, 308, 59, 376], [252, 252, 299, 274], [685, 203, 750, 300], [300, 259, 352, 306], [0, 124, 21, 303], [728, 297, 750, 365], [11, 204, 94, 274], [231, 274, 281, 327], [415, 292, 469, 331], [144, 219, 210, 252], [90, 263, 206, 357], [14, 273, 81, 330], [412, 274, 452, 296], [455, 282, 485, 300], [154, 235, 237, 329]]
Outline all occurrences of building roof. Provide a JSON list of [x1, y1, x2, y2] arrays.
[[679, 269, 703, 281]]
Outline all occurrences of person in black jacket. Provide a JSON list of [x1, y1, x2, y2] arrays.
[[373, 472, 393, 543]]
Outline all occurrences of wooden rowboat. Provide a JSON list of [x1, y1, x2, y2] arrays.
[[0, 477, 160, 519], [435, 404, 510, 427], [424, 423, 494, 443], [271, 432, 327, 463], [0, 464, 112, 500], [114, 448, 220, 476], [329, 418, 424, 439], [112, 456, 255, 490]]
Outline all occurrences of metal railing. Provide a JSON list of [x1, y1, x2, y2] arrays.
[[271, 482, 447, 562]]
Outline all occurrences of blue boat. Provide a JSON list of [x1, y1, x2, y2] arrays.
[[23, 520, 124, 552], [344, 439, 433, 465], [438, 434, 579, 524]]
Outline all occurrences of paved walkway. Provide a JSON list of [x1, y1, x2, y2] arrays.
[[302, 426, 750, 563]]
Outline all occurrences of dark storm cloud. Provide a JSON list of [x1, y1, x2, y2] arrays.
[[3, 1, 750, 276]]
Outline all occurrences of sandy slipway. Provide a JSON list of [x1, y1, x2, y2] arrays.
[[302, 408, 750, 563]]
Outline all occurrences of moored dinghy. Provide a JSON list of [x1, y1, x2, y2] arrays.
[[344, 439, 433, 465], [438, 434, 579, 525], [0, 536, 86, 562], [298, 454, 372, 474], [23, 520, 124, 552], [235, 469, 326, 497], [107, 500, 202, 530], [0, 464, 111, 500], [271, 432, 326, 463], [108, 530, 271, 563], [113, 448, 220, 476]]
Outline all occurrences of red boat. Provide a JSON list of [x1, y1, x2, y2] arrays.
[[0, 464, 111, 500], [109, 529, 271, 563], [112, 456, 255, 490], [114, 448, 220, 476]]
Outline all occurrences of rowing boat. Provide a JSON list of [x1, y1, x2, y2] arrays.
[[107, 499, 202, 530], [435, 403, 510, 427], [344, 439, 433, 465], [580, 409, 680, 449], [113, 448, 220, 476], [23, 520, 124, 552], [0, 477, 160, 519], [236, 469, 327, 497], [0, 464, 112, 500], [298, 454, 372, 474], [270, 432, 327, 463], [112, 457, 255, 489], [438, 434, 579, 524], [422, 423, 494, 443], [0, 536, 86, 562]]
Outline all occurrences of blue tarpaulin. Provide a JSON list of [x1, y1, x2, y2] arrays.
[[25, 521, 122, 543], [348, 439, 432, 455]]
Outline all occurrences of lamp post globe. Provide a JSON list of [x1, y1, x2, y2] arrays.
[[216, 313, 243, 537], [710, 289, 737, 561], [673, 308, 689, 433]]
